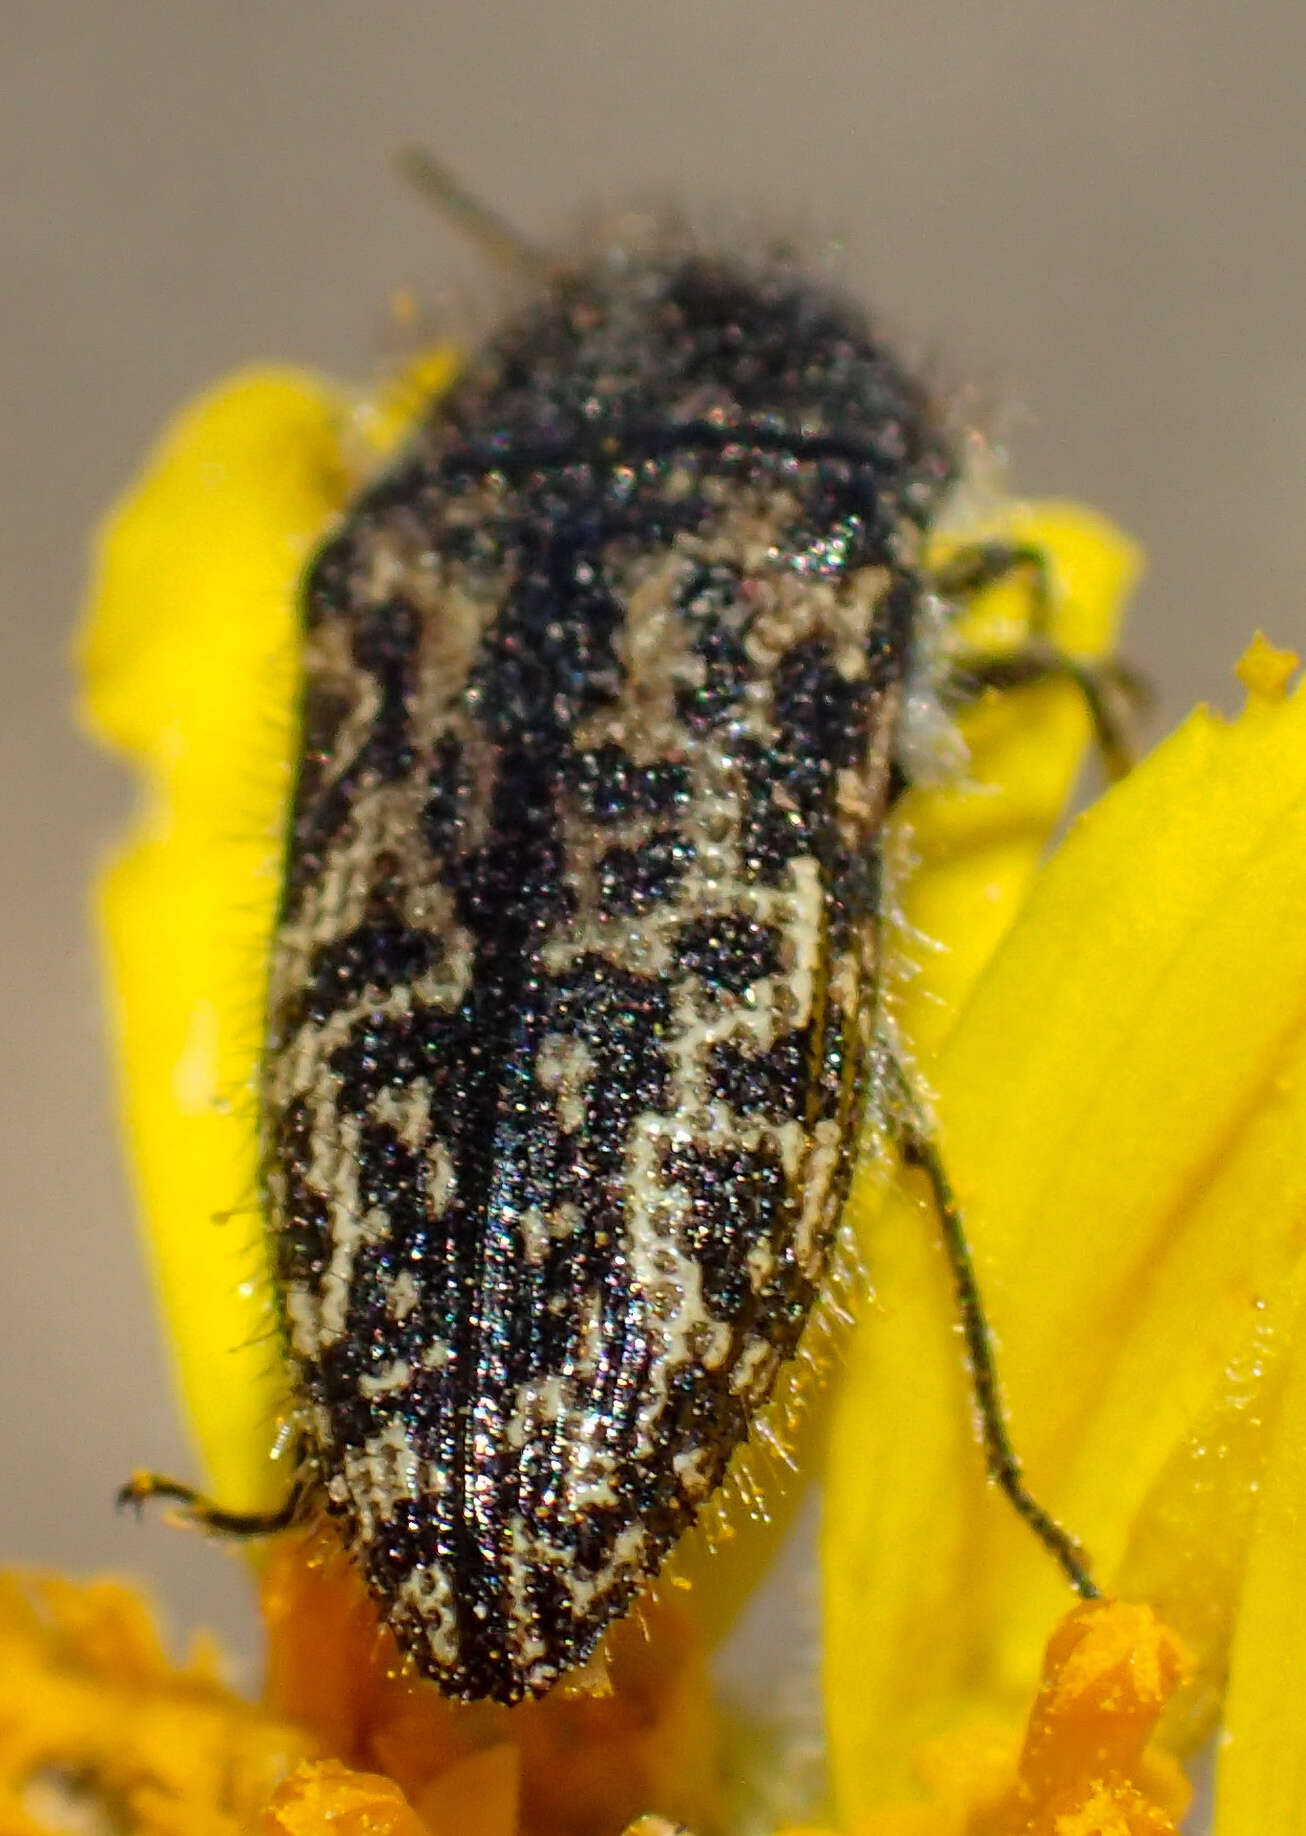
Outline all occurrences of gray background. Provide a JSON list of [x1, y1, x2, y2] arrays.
[[4, 2, 1304, 1668]]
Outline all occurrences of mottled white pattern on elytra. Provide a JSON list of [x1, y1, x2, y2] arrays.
[[622, 1191, 718, 1461], [793, 1117, 848, 1271], [425, 1138, 456, 1221], [534, 1033, 595, 1136], [396, 1557, 462, 1671], [387, 1267, 420, 1323], [502, 1517, 551, 1673], [372, 1079, 432, 1153], [729, 1331, 782, 1401], [263, 441, 907, 1699], [357, 1357, 414, 1400], [524, 522, 893, 1488], [364, 503, 904, 1666], [343, 1418, 428, 1541], [672, 1444, 715, 1501], [563, 1521, 650, 1621]]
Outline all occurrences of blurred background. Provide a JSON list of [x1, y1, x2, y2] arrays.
[[4, 2, 1305, 1671]]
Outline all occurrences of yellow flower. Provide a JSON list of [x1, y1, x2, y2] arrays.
[[57, 349, 1306, 1836]]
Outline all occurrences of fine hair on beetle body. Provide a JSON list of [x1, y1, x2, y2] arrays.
[[122, 153, 1137, 1706]]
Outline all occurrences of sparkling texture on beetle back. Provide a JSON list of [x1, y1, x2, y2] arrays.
[[262, 245, 955, 1702]]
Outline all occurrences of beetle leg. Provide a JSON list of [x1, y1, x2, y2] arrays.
[[882, 1052, 1099, 1600], [117, 1470, 305, 1538], [930, 538, 1149, 780]]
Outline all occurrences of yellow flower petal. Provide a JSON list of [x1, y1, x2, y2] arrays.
[[822, 504, 1138, 1810], [1213, 1271, 1306, 1834], [825, 661, 1306, 1817], [900, 502, 1141, 1057], [1112, 1249, 1306, 1754], [0, 1568, 317, 1835], [978, 674, 1306, 1665], [413, 1744, 521, 1836], [78, 369, 350, 1510]]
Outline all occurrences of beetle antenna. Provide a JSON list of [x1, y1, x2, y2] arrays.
[[396, 147, 554, 284]]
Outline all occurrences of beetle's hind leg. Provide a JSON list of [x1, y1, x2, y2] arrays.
[[117, 1470, 306, 1538], [930, 539, 1149, 781], [881, 1049, 1099, 1600]]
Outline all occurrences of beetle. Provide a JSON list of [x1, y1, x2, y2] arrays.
[[124, 156, 1132, 1705]]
